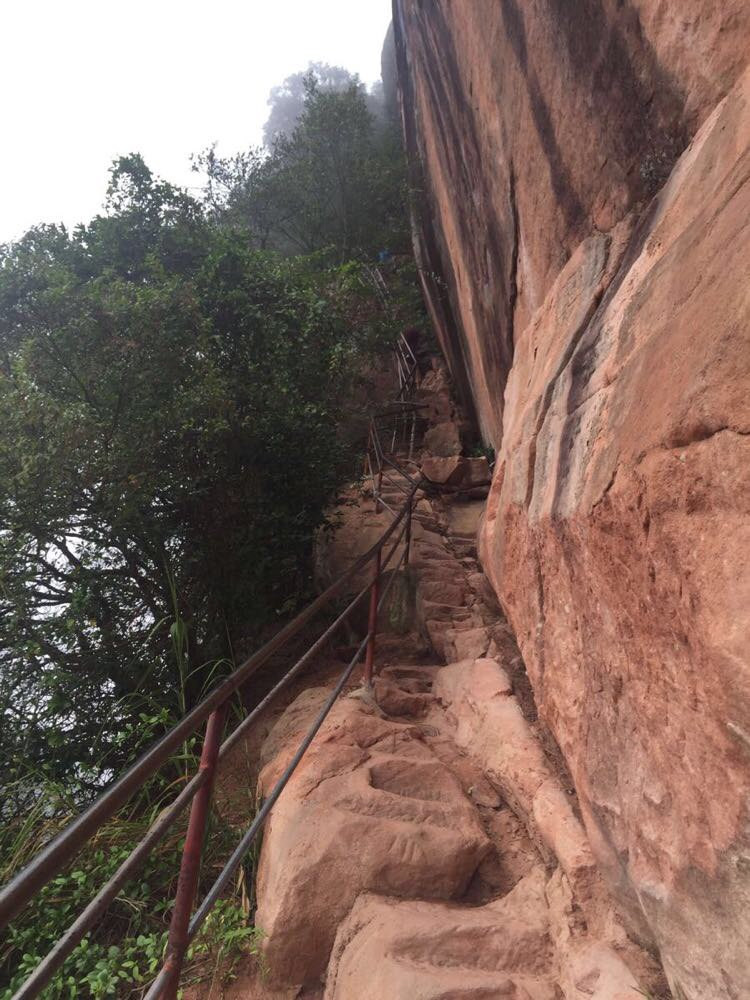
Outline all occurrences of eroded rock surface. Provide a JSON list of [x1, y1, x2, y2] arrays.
[[393, 0, 750, 446], [395, 3, 750, 995], [325, 871, 557, 1000], [254, 472, 664, 997], [254, 696, 489, 984], [257, 657, 656, 999], [479, 70, 750, 997]]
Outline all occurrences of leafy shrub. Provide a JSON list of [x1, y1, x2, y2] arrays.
[[0, 790, 262, 999], [0, 155, 387, 791]]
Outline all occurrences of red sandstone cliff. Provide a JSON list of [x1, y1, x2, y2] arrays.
[[394, 3, 750, 997]]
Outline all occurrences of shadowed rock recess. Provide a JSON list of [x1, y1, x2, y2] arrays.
[[392, 3, 750, 998]]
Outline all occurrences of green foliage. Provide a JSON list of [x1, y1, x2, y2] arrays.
[[0, 62, 423, 995], [0, 155, 380, 794], [196, 76, 409, 260], [468, 443, 495, 465], [0, 773, 263, 999]]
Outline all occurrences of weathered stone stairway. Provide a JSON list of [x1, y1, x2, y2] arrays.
[[211, 363, 669, 999], [249, 490, 667, 998]]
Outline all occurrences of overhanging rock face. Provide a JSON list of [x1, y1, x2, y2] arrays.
[[394, 2, 750, 996], [394, 0, 749, 449]]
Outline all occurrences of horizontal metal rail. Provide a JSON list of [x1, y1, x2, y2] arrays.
[[371, 421, 418, 485], [8, 570, 390, 1000], [6, 472, 418, 1000], [144, 521, 411, 999], [5, 327, 425, 1000], [380, 467, 414, 498], [0, 490, 416, 936], [373, 494, 397, 516], [366, 395, 425, 516]]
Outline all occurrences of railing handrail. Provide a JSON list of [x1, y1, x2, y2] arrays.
[[3, 336, 424, 1000], [144, 504, 414, 999], [0, 491, 415, 921], [367, 402, 424, 509], [0, 430, 419, 1000]]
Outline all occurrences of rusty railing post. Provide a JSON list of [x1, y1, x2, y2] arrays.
[[405, 500, 413, 568], [363, 548, 382, 688], [159, 704, 227, 1000]]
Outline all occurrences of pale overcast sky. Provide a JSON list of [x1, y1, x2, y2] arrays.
[[0, 0, 392, 243]]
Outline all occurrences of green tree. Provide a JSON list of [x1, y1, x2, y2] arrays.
[[262, 61, 362, 146], [0, 155, 372, 796], [197, 76, 409, 260]]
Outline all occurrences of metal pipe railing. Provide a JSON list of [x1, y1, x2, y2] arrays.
[[0, 494, 415, 921], [159, 705, 227, 1000], [363, 549, 382, 686], [5, 480, 420, 1000], [4, 326, 426, 1000], [144, 509, 413, 1000], [10, 569, 390, 1000]]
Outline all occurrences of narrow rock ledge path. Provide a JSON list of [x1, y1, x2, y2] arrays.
[[215, 367, 669, 1000]]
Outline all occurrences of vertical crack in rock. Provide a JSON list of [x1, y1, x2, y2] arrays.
[[524, 239, 611, 513], [508, 163, 520, 355]]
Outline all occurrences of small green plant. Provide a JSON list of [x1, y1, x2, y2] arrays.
[[185, 900, 266, 987], [467, 442, 495, 466], [1, 771, 263, 999]]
